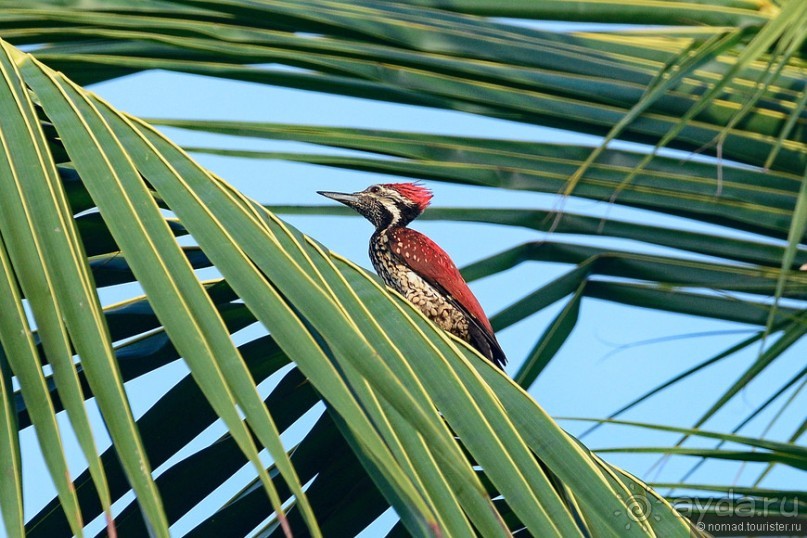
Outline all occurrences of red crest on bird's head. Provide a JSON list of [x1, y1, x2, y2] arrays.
[[384, 183, 433, 212]]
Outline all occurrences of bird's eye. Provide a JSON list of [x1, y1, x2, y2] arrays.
[[368, 185, 381, 194]]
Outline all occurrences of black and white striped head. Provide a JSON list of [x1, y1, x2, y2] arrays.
[[318, 183, 432, 230]]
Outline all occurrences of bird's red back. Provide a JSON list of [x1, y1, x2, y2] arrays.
[[388, 227, 494, 334]]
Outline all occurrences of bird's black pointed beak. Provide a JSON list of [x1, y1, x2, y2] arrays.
[[317, 190, 361, 208]]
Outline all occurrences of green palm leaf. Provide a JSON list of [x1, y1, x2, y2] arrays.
[[0, 0, 803, 535], [0, 37, 703, 537]]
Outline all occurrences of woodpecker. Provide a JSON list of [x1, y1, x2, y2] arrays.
[[318, 183, 507, 369]]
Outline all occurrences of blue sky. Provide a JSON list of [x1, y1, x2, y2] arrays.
[[12, 51, 806, 535]]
